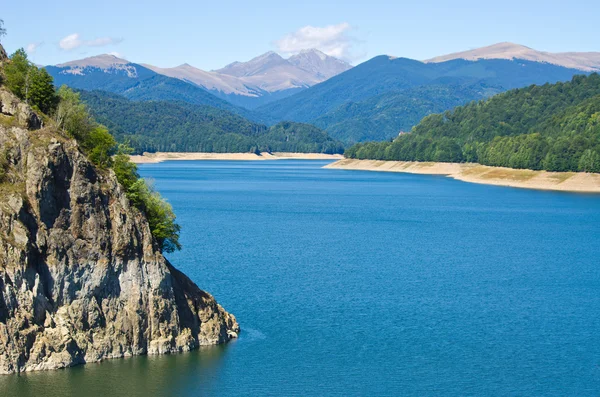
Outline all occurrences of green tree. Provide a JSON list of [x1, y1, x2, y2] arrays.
[[84, 125, 116, 168], [127, 179, 181, 253], [4, 49, 30, 99], [113, 142, 139, 190], [28, 68, 59, 114], [578, 149, 600, 173], [55, 86, 94, 138], [0, 19, 6, 41], [3, 48, 58, 114], [111, 142, 181, 253]]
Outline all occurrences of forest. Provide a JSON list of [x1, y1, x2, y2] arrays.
[[345, 74, 600, 172], [81, 90, 345, 154]]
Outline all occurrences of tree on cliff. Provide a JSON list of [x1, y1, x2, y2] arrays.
[[4, 48, 58, 114], [55, 87, 181, 252], [0, 19, 6, 41]]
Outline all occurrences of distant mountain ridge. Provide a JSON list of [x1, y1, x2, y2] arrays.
[[51, 49, 352, 109], [258, 55, 591, 143], [45, 57, 271, 123], [426, 42, 600, 72], [46, 42, 598, 145]]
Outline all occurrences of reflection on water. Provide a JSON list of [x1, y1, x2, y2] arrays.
[[0, 343, 232, 397]]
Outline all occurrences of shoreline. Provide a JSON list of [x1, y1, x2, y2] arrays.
[[129, 152, 343, 164], [325, 159, 600, 193]]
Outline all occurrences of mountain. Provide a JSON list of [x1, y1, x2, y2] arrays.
[[45, 55, 270, 123], [425, 42, 600, 72], [346, 73, 600, 173], [51, 50, 351, 110], [79, 90, 345, 154], [258, 55, 590, 143], [215, 49, 351, 86], [312, 82, 500, 143], [140, 63, 253, 96], [288, 49, 351, 80], [121, 49, 351, 109]]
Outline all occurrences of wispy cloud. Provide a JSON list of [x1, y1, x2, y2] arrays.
[[275, 23, 361, 61], [59, 33, 123, 51], [26, 42, 43, 54], [108, 51, 125, 59]]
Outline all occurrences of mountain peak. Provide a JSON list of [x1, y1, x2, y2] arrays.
[[288, 49, 351, 79], [425, 42, 600, 72], [216, 51, 287, 77], [56, 54, 129, 69], [54, 54, 138, 78], [297, 48, 328, 60], [176, 63, 196, 70]]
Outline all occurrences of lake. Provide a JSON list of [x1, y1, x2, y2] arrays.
[[2, 160, 600, 396]]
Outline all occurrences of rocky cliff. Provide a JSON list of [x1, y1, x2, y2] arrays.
[[0, 49, 239, 374]]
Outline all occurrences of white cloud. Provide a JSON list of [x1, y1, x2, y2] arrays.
[[59, 33, 82, 50], [59, 33, 123, 51], [108, 51, 125, 59], [87, 37, 123, 47], [275, 23, 359, 61], [26, 42, 43, 54]]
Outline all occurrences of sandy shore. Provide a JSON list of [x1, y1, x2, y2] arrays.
[[325, 159, 600, 193], [129, 152, 344, 164]]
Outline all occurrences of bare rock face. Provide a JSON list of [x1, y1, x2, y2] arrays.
[[0, 89, 42, 130], [0, 103, 239, 374]]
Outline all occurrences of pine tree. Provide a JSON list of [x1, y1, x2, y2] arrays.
[[28, 68, 58, 114]]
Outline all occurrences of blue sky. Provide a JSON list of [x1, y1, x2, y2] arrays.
[[1, 0, 598, 70]]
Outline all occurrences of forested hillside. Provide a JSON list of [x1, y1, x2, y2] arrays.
[[81, 90, 344, 154], [346, 74, 600, 172], [313, 82, 500, 143], [258, 56, 588, 143]]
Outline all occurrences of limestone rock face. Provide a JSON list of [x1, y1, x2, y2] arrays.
[[0, 102, 238, 374]]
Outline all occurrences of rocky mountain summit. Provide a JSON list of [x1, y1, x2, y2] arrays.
[[0, 46, 239, 374]]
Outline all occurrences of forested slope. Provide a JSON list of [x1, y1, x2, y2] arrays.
[[346, 74, 600, 172], [258, 56, 587, 143], [81, 90, 344, 154]]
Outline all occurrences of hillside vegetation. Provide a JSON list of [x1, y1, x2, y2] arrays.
[[1, 48, 181, 252], [313, 82, 500, 143], [346, 74, 600, 173], [258, 56, 588, 143], [80, 90, 344, 154]]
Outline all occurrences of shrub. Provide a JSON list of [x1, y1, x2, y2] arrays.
[[113, 143, 181, 252]]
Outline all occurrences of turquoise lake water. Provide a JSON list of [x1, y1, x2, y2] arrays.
[[3, 160, 600, 396]]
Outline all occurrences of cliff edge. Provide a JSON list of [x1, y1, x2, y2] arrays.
[[0, 47, 239, 374]]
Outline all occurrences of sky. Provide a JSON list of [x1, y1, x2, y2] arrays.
[[1, 0, 599, 70]]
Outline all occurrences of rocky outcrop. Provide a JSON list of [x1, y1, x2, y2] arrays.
[[0, 89, 42, 130], [0, 90, 238, 374], [0, 45, 6, 64]]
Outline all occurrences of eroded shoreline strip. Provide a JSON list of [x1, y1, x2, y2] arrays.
[[325, 159, 600, 193], [129, 152, 344, 164]]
